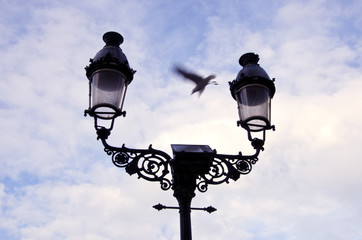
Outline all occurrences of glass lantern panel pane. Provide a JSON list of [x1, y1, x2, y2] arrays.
[[92, 69, 126, 107], [91, 69, 126, 118], [237, 85, 271, 131]]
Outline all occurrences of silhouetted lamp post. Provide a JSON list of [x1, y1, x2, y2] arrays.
[[85, 31, 276, 240]]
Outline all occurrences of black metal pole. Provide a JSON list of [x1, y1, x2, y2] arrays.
[[172, 172, 197, 240], [174, 187, 194, 240]]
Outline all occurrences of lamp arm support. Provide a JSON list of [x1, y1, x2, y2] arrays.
[[196, 148, 261, 192], [93, 123, 265, 194], [99, 136, 173, 191]]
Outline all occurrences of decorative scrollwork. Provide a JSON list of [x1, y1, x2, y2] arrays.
[[112, 152, 131, 167], [235, 159, 252, 174], [99, 135, 262, 193], [197, 179, 208, 193], [197, 152, 259, 192], [101, 140, 172, 191]]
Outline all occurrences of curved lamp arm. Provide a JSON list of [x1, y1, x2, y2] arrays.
[[98, 131, 173, 191], [196, 144, 262, 192]]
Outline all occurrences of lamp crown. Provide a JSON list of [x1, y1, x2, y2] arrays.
[[103, 31, 124, 46], [239, 53, 260, 67]]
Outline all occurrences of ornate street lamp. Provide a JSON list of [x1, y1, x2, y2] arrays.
[[229, 52, 276, 149], [85, 31, 136, 136], [85, 32, 276, 240]]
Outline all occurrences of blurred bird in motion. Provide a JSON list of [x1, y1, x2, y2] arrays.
[[173, 65, 218, 96]]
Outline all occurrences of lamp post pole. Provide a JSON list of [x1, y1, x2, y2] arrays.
[[84, 32, 276, 240], [174, 178, 194, 240]]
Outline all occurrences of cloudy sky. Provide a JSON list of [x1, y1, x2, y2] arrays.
[[1, 0, 362, 239]]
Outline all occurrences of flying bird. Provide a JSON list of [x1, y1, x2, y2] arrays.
[[173, 65, 218, 96]]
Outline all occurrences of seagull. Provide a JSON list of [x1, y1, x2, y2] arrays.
[[173, 65, 218, 96]]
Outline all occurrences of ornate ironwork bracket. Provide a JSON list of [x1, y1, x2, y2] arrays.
[[97, 132, 263, 193], [99, 137, 173, 191], [196, 149, 260, 192]]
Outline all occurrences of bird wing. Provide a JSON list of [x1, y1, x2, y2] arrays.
[[173, 66, 203, 84]]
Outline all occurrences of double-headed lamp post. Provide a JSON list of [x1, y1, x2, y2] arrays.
[[84, 31, 276, 240]]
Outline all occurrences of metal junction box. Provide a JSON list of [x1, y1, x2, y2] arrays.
[[171, 144, 214, 174]]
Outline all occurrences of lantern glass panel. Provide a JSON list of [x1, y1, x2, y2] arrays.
[[236, 84, 271, 131], [91, 69, 126, 118]]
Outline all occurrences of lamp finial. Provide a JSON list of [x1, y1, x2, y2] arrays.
[[239, 53, 259, 67], [103, 31, 124, 46]]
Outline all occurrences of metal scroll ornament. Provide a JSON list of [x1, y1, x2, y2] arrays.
[[103, 143, 172, 191], [197, 153, 259, 192], [99, 136, 261, 193]]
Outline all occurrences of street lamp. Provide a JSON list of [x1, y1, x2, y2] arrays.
[[85, 31, 136, 136], [85, 31, 276, 240], [229, 52, 276, 149]]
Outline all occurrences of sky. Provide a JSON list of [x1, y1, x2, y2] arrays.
[[1, 0, 362, 239]]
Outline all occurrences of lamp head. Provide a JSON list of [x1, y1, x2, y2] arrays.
[[85, 32, 136, 133], [85, 32, 136, 119], [229, 53, 276, 133]]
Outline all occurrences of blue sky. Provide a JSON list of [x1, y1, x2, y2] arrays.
[[1, 0, 362, 239]]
